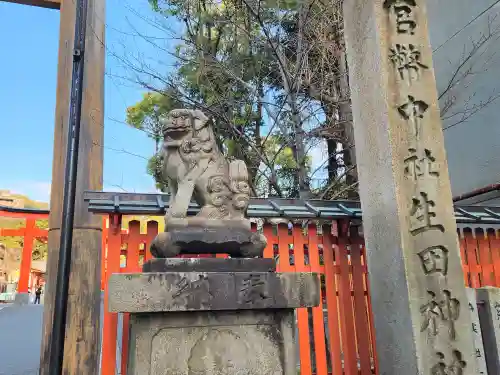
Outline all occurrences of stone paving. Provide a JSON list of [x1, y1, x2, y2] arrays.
[[0, 294, 115, 375], [0, 304, 43, 375]]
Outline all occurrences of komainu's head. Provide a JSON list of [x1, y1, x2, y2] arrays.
[[161, 109, 209, 146]]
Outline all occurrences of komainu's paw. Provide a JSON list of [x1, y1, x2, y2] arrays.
[[239, 232, 267, 258], [150, 232, 181, 258]]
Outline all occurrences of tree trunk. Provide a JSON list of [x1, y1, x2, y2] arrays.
[[327, 139, 339, 182], [338, 46, 358, 199]]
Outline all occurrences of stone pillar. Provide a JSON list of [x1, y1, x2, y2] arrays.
[[343, 0, 478, 373], [465, 288, 488, 374], [108, 258, 319, 374], [476, 287, 500, 374]]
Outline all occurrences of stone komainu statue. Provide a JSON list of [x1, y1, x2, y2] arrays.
[[150, 109, 266, 258], [162, 109, 250, 220]]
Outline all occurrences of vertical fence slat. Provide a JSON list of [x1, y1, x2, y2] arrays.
[[145, 221, 158, 263], [350, 232, 372, 375], [101, 215, 122, 375], [464, 229, 481, 287], [322, 225, 343, 375], [335, 223, 358, 375], [121, 313, 130, 375], [277, 224, 293, 273], [263, 223, 276, 259], [477, 229, 493, 286], [308, 224, 328, 375], [126, 221, 142, 273], [293, 224, 312, 375], [488, 229, 500, 286], [458, 230, 470, 286], [363, 239, 379, 375], [121, 221, 142, 375], [101, 218, 108, 291]]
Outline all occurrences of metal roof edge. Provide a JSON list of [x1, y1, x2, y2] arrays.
[[81, 191, 500, 225], [2, 192, 500, 226], [0, 205, 50, 215]]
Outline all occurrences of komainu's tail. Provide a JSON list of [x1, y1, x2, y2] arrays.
[[229, 160, 250, 216]]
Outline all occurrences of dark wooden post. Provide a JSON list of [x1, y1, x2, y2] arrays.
[[0, 0, 60, 9], [39, 0, 105, 374]]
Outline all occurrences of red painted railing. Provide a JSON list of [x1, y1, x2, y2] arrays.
[[3, 207, 500, 374]]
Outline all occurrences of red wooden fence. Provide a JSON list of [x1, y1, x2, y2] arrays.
[[2, 209, 500, 374]]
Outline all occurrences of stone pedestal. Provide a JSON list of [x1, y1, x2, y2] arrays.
[[151, 218, 267, 258], [108, 259, 319, 374]]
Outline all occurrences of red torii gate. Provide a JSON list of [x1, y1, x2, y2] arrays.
[[0, 207, 49, 293]]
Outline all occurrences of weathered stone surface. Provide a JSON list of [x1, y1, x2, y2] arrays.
[[476, 287, 500, 374], [344, 0, 478, 373], [114, 259, 314, 373], [150, 223, 267, 258], [465, 288, 488, 374], [142, 258, 276, 273], [108, 271, 319, 313], [127, 310, 297, 375]]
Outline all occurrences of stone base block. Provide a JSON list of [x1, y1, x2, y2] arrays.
[[109, 259, 319, 374], [108, 271, 319, 313], [127, 309, 297, 375], [14, 292, 30, 305], [150, 219, 267, 258]]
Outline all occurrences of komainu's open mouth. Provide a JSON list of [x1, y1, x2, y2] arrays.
[[164, 129, 188, 141]]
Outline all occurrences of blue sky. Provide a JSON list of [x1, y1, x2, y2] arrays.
[[0, 0, 171, 203], [0, 0, 332, 204]]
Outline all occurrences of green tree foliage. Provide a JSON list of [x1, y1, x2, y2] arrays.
[[146, 153, 169, 192], [126, 89, 183, 152], [125, 0, 352, 198], [126, 89, 184, 192], [131, 0, 496, 201]]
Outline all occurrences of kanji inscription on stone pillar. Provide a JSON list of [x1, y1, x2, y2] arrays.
[[343, 0, 478, 374]]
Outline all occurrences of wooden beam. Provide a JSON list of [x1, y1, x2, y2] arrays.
[[0, 0, 61, 10], [39, 0, 105, 374]]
